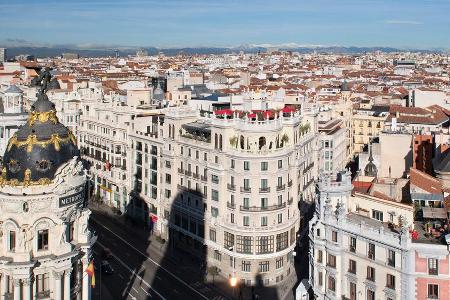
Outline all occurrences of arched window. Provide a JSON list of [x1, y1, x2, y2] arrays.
[[214, 133, 218, 149], [240, 136, 245, 149], [219, 134, 223, 150]]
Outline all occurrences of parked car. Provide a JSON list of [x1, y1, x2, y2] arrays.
[[101, 260, 114, 274]]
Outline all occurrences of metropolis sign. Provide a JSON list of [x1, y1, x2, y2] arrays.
[[59, 189, 85, 207]]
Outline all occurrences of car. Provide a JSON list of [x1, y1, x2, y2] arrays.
[[101, 260, 114, 275], [101, 248, 113, 260]]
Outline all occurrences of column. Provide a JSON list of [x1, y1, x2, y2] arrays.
[[0, 274, 6, 300], [13, 279, 20, 300], [22, 278, 31, 300], [64, 270, 71, 300], [53, 271, 62, 300], [82, 259, 90, 300], [32, 277, 36, 300]]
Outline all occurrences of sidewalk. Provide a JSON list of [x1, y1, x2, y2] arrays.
[[90, 203, 296, 300]]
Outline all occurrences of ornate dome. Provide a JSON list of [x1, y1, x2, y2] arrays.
[[364, 143, 377, 177], [1, 73, 79, 187]]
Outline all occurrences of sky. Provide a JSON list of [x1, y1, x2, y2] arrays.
[[0, 0, 449, 49]]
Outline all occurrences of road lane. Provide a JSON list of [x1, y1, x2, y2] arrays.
[[91, 216, 218, 300]]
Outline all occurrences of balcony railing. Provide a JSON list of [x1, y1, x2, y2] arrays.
[[201, 175, 208, 182], [227, 183, 236, 191], [227, 202, 236, 209], [178, 168, 184, 174], [184, 170, 192, 176], [240, 202, 286, 212], [240, 187, 251, 193], [192, 173, 200, 179], [276, 184, 286, 191], [259, 187, 270, 193], [177, 185, 203, 197]]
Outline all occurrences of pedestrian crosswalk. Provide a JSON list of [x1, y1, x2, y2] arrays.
[[190, 281, 228, 300]]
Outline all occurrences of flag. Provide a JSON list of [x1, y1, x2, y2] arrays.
[[86, 260, 96, 288]]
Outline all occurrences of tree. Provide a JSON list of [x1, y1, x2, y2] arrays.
[[207, 266, 220, 284]]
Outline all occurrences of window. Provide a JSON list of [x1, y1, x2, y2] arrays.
[[261, 162, 268, 171], [277, 213, 282, 224], [214, 156, 218, 163], [37, 229, 49, 251], [211, 189, 219, 201], [36, 273, 50, 296], [211, 207, 219, 217], [242, 261, 251, 272], [367, 266, 375, 281], [210, 229, 216, 242], [243, 179, 250, 189], [317, 250, 323, 263], [276, 257, 284, 269], [428, 258, 438, 275], [278, 159, 283, 169], [332, 230, 338, 242], [261, 216, 268, 227], [372, 209, 383, 221], [349, 282, 356, 300], [224, 232, 234, 249], [349, 236, 356, 252], [243, 198, 250, 208], [367, 290, 375, 300], [261, 198, 268, 208], [276, 232, 288, 251], [327, 254, 336, 268], [243, 216, 250, 226], [260, 179, 268, 189], [244, 161, 250, 171], [8, 231, 16, 252], [236, 236, 252, 254], [388, 249, 395, 267], [428, 284, 439, 299], [327, 276, 336, 292], [230, 159, 235, 168], [230, 213, 234, 224], [165, 174, 171, 184], [318, 272, 323, 286], [368, 243, 375, 260], [214, 250, 222, 261], [256, 236, 274, 254], [386, 274, 395, 289], [348, 259, 356, 274], [211, 175, 219, 184], [259, 261, 269, 273]]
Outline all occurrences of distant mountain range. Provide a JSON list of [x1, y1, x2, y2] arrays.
[[2, 45, 446, 59]]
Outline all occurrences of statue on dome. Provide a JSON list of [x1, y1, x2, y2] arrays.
[[31, 67, 52, 94]]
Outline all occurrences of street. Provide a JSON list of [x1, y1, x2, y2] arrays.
[[90, 208, 230, 300]]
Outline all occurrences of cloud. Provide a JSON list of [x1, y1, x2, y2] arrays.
[[384, 20, 424, 25]]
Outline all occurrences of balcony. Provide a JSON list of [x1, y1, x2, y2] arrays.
[[240, 186, 251, 193], [259, 187, 270, 193], [201, 175, 208, 182], [184, 170, 192, 176], [276, 184, 286, 191], [227, 202, 236, 209], [240, 202, 286, 212], [177, 184, 203, 197], [288, 197, 294, 205], [227, 183, 236, 191], [192, 173, 200, 179], [387, 258, 395, 267], [178, 168, 184, 174], [288, 180, 293, 187]]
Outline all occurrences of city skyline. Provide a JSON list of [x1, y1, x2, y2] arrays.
[[1, 0, 450, 49]]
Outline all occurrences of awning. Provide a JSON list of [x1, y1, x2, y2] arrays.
[[215, 109, 233, 116], [422, 207, 447, 219], [282, 106, 296, 113]]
